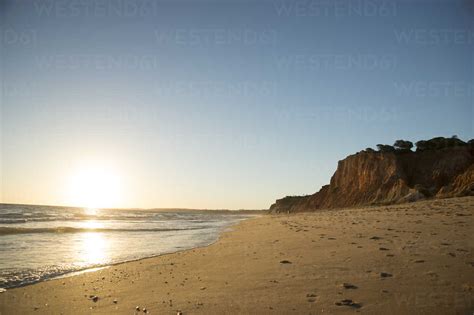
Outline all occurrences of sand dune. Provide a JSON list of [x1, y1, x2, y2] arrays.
[[0, 197, 473, 314]]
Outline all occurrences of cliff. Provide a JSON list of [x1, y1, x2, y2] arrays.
[[270, 146, 474, 213]]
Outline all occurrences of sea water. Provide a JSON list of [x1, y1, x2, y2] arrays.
[[0, 204, 254, 290]]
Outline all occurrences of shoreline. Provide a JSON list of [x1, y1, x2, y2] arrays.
[[1, 197, 473, 314], [44, 217, 256, 287], [0, 216, 256, 291]]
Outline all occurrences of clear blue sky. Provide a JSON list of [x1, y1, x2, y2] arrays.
[[1, 0, 473, 209]]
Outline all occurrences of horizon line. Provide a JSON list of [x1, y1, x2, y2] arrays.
[[0, 201, 266, 212]]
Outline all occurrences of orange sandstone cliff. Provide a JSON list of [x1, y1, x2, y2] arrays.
[[270, 146, 474, 213]]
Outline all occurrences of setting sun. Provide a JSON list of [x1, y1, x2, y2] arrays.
[[66, 161, 122, 209]]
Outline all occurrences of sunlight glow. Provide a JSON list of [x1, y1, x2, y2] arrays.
[[78, 232, 108, 265], [81, 220, 103, 229], [66, 160, 122, 209], [84, 208, 99, 216]]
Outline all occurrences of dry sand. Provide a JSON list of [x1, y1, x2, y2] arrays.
[[0, 197, 473, 314]]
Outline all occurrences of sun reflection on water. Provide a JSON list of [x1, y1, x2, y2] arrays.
[[77, 219, 109, 266], [84, 207, 99, 216], [82, 219, 102, 230], [78, 231, 108, 265]]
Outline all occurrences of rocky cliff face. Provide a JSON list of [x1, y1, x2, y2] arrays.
[[270, 146, 474, 213]]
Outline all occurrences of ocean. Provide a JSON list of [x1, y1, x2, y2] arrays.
[[0, 204, 254, 291]]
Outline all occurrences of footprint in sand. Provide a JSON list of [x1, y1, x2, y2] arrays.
[[342, 283, 358, 289], [335, 299, 362, 308], [370, 236, 382, 240], [306, 293, 317, 302]]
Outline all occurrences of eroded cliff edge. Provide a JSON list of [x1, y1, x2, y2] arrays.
[[270, 145, 474, 213]]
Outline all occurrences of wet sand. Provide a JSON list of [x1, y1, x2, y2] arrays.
[[0, 197, 473, 314]]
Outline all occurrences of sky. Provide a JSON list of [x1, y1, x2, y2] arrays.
[[0, 0, 473, 209]]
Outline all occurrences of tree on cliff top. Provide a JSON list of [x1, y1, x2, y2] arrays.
[[393, 140, 413, 152], [376, 144, 395, 152], [416, 136, 467, 151]]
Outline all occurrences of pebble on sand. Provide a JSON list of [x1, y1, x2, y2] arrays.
[[380, 272, 393, 278], [280, 260, 292, 264]]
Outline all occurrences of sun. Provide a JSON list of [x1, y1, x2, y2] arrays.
[[66, 161, 122, 209]]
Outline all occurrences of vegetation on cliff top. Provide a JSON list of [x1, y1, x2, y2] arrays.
[[364, 136, 473, 154]]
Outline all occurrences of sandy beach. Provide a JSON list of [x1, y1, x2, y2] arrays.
[[0, 197, 473, 314]]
